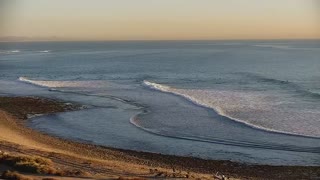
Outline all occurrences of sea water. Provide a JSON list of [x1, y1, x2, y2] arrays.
[[0, 40, 320, 165]]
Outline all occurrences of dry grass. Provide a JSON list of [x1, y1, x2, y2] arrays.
[[0, 151, 90, 177], [55, 169, 91, 177], [149, 168, 190, 178], [0, 152, 56, 174], [1, 170, 32, 180], [118, 177, 146, 180]]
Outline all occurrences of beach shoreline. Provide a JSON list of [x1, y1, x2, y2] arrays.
[[0, 96, 319, 180]]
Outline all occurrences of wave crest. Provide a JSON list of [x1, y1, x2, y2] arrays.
[[39, 50, 50, 53], [18, 77, 106, 88], [0, 50, 21, 54], [143, 80, 320, 138]]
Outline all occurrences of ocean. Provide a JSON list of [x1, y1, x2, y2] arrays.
[[0, 40, 320, 165]]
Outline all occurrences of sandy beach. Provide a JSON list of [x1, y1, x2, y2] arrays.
[[0, 96, 319, 180]]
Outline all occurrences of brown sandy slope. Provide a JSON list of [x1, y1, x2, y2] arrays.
[[0, 96, 319, 180]]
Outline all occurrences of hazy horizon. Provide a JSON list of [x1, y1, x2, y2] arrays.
[[1, 0, 319, 41]]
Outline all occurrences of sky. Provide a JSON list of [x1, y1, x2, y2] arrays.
[[0, 0, 319, 41]]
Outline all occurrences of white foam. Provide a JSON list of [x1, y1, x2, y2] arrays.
[[143, 80, 268, 118], [0, 50, 21, 54], [143, 80, 320, 138], [143, 80, 267, 114], [27, 113, 44, 119], [39, 50, 50, 53], [18, 77, 107, 88]]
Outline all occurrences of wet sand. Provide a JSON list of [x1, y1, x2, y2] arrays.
[[0, 96, 319, 179]]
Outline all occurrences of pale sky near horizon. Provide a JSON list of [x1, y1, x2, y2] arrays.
[[1, 0, 319, 41]]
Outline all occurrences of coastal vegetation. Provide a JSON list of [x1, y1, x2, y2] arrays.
[[0, 151, 90, 179]]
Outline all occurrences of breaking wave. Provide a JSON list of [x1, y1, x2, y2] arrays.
[[0, 50, 21, 54], [39, 50, 50, 53], [143, 80, 320, 138], [18, 77, 107, 88]]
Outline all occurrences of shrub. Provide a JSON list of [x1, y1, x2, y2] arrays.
[[0, 153, 56, 174], [0, 152, 90, 177], [1, 170, 32, 180]]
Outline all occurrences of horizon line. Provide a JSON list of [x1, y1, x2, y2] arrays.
[[1, 37, 320, 43]]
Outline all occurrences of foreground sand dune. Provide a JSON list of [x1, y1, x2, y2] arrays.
[[0, 96, 319, 180]]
